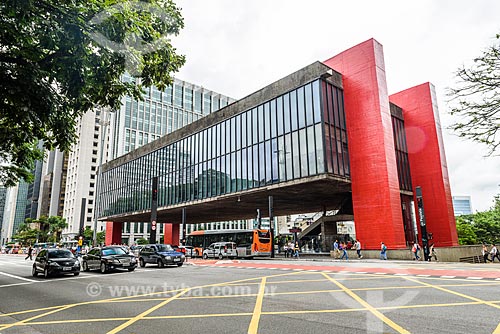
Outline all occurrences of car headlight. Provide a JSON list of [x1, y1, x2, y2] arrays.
[[112, 259, 120, 264], [166, 256, 172, 260], [181, 255, 185, 259], [74, 261, 80, 267], [49, 261, 60, 267], [130, 257, 137, 263]]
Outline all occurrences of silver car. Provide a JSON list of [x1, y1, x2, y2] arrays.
[[202, 242, 237, 259]]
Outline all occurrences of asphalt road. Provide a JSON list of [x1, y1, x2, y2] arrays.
[[1, 254, 499, 334]]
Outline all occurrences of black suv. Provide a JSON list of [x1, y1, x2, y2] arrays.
[[32, 248, 80, 278], [138, 244, 185, 268]]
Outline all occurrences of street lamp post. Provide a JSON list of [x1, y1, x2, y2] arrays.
[[92, 108, 111, 246]]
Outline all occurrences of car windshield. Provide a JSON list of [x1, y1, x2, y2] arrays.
[[48, 250, 74, 259], [102, 247, 127, 256], [157, 245, 174, 252]]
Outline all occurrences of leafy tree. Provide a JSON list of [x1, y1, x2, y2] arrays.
[[12, 224, 38, 245], [0, 0, 185, 186], [456, 194, 500, 245], [82, 226, 105, 245], [46, 216, 68, 242], [448, 33, 500, 155]]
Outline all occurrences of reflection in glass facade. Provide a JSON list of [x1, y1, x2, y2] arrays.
[[391, 114, 412, 192], [98, 79, 349, 218]]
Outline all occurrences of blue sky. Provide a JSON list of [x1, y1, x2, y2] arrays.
[[172, 0, 500, 211]]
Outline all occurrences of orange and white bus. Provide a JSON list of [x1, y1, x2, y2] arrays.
[[186, 229, 271, 258]]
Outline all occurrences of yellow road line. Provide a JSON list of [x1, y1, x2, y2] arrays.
[[404, 277, 500, 310], [322, 273, 410, 334], [494, 322, 500, 334], [0, 305, 73, 331], [6, 300, 500, 327], [106, 288, 190, 334], [247, 277, 267, 334]]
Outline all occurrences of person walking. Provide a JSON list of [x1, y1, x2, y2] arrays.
[[412, 241, 421, 261], [24, 245, 33, 261], [428, 243, 438, 262], [490, 244, 500, 262], [293, 242, 300, 259], [332, 239, 340, 259], [354, 240, 363, 259], [482, 244, 491, 263], [380, 242, 387, 260], [339, 242, 348, 260]]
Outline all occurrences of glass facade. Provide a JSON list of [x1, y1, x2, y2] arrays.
[[98, 79, 349, 219], [391, 115, 412, 192]]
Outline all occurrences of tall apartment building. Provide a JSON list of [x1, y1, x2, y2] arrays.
[[452, 196, 473, 216]]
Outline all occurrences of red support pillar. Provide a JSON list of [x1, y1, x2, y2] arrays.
[[104, 221, 122, 246], [163, 223, 180, 245], [323, 38, 406, 249], [390, 83, 458, 246]]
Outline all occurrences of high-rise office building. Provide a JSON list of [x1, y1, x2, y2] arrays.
[[59, 76, 235, 242], [452, 196, 473, 216]]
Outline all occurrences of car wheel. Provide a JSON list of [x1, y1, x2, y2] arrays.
[[32, 265, 38, 277], [100, 262, 107, 274], [74, 272, 80, 276], [82, 261, 89, 272], [128, 267, 135, 272], [43, 267, 50, 279], [157, 259, 164, 268], [177, 263, 183, 267], [218, 253, 224, 260], [139, 258, 145, 268], [202, 253, 208, 260]]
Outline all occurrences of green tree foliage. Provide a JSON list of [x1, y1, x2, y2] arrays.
[[82, 226, 106, 245], [0, 0, 185, 186], [46, 216, 68, 242], [456, 195, 500, 245], [448, 33, 500, 155], [12, 223, 38, 245]]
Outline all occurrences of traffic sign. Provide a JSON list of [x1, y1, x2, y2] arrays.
[[151, 220, 157, 231]]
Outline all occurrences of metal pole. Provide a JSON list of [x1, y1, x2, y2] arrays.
[[415, 186, 429, 261], [93, 109, 110, 246], [181, 208, 186, 245], [150, 177, 158, 244], [269, 196, 275, 258]]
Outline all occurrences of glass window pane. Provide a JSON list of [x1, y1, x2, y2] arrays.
[[271, 138, 278, 183], [292, 131, 300, 179], [277, 96, 284, 136], [258, 105, 264, 143], [264, 102, 271, 140], [305, 83, 314, 126], [297, 86, 306, 129], [270, 100, 277, 138], [259, 142, 265, 186], [290, 90, 298, 131], [265, 140, 272, 184], [285, 134, 293, 181], [252, 108, 258, 144], [236, 115, 241, 150], [312, 80, 322, 124], [299, 128, 308, 177], [241, 113, 247, 148], [283, 93, 291, 134], [307, 126, 317, 175], [278, 136, 286, 182]]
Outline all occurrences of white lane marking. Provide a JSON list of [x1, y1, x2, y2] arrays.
[[355, 271, 368, 274], [0, 282, 33, 288], [466, 277, 483, 280], [394, 273, 409, 276], [495, 278, 500, 281], [440, 275, 456, 278], [0, 271, 37, 282], [417, 274, 431, 277]]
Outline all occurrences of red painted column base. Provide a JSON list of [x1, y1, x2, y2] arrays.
[[164, 223, 180, 245], [105, 221, 122, 246]]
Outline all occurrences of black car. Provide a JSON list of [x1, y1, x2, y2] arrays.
[[138, 244, 185, 268], [32, 248, 80, 278], [82, 246, 137, 274]]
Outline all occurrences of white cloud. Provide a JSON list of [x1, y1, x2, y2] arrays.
[[173, 0, 500, 211]]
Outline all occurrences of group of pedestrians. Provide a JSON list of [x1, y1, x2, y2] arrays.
[[482, 243, 500, 263], [332, 239, 363, 260], [283, 241, 300, 258]]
